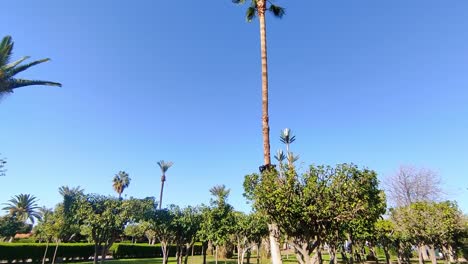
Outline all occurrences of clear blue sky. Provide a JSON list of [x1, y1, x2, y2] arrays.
[[1, 0, 467, 213]]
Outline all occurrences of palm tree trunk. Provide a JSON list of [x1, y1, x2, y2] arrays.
[[159, 176, 165, 209], [258, 1, 271, 166], [258, 1, 282, 262]]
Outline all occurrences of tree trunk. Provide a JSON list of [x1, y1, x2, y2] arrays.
[[329, 245, 337, 264], [100, 243, 107, 264], [383, 245, 391, 264], [159, 178, 165, 210], [42, 241, 49, 264], [93, 243, 99, 264], [257, 0, 271, 166], [161, 242, 169, 264], [216, 245, 219, 264], [341, 244, 349, 264], [247, 249, 252, 264], [428, 245, 437, 264], [202, 241, 208, 264], [421, 245, 429, 261], [256, 242, 260, 264], [418, 245, 425, 264], [52, 240, 59, 264], [184, 243, 192, 264], [268, 223, 283, 264]]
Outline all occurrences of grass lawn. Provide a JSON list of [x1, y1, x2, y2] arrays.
[[72, 255, 286, 264]]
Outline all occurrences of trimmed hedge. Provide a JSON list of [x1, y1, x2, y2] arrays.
[[112, 243, 203, 259], [0, 243, 94, 263]]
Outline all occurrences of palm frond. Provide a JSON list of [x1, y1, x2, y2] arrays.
[[274, 149, 286, 162], [6, 78, 62, 89], [232, 0, 246, 4], [0, 36, 13, 66], [246, 6, 257, 22], [268, 4, 285, 18], [280, 128, 296, 144], [157, 160, 174, 173], [5, 58, 51, 78], [287, 152, 300, 164], [2, 56, 30, 70]]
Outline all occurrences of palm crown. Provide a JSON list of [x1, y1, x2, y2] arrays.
[[0, 35, 61, 95], [232, 0, 285, 21], [112, 171, 131, 199], [2, 194, 41, 224]]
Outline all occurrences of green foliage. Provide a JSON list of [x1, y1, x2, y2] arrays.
[[2, 193, 41, 224], [0, 215, 31, 241], [200, 186, 235, 247], [0, 243, 94, 263], [244, 163, 386, 261], [0, 35, 61, 95], [391, 201, 466, 248], [231, 0, 285, 22]]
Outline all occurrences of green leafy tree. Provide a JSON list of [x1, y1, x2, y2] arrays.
[[0, 35, 61, 97], [112, 171, 131, 200], [244, 164, 385, 264], [391, 201, 466, 264], [200, 185, 235, 264], [373, 219, 395, 264], [171, 205, 203, 264], [150, 208, 175, 264], [157, 160, 173, 209], [76, 194, 129, 264], [233, 211, 269, 264], [124, 223, 147, 243], [0, 215, 30, 242], [3, 194, 41, 224], [34, 205, 68, 264]]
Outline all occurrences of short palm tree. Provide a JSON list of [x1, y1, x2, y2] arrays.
[[112, 171, 131, 200], [157, 160, 173, 209], [0, 35, 61, 96], [2, 194, 41, 224], [58, 185, 84, 197], [209, 184, 230, 208]]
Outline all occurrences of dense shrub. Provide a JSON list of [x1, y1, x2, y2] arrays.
[[0, 243, 94, 263]]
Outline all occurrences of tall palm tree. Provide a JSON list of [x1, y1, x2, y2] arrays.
[[0, 35, 61, 96], [112, 171, 131, 200], [232, 0, 285, 168], [2, 194, 41, 224], [157, 160, 173, 210], [231, 2, 285, 263]]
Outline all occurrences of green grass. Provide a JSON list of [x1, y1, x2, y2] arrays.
[[72, 255, 272, 264]]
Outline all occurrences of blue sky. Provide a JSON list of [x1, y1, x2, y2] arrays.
[[1, 0, 467, 213]]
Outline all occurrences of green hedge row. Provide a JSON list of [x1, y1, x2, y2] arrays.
[[112, 243, 203, 259], [0, 243, 94, 263]]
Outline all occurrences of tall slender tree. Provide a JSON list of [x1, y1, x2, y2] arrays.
[[2, 194, 41, 224], [230, 2, 285, 262], [112, 171, 131, 200], [231, 0, 284, 167], [157, 160, 173, 210], [0, 36, 61, 97]]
